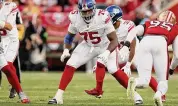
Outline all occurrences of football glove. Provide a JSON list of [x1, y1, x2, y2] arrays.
[[60, 49, 70, 62]]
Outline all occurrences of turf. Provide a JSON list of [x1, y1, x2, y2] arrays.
[[0, 72, 178, 106]]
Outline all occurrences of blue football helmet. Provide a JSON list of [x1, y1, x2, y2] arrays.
[[78, 0, 96, 23], [106, 5, 123, 24], [0, 0, 3, 4]]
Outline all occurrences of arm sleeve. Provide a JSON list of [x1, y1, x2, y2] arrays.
[[126, 25, 145, 42], [170, 35, 178, 70], [68, 23, 77, 34], [6, 5, 18, 26]]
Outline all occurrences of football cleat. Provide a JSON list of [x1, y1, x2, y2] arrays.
[[85, 88, 103, 98], [21, 98, 30, 104], [127, 77, 136, 100], [19, 92, 30, 104], [134, 91, 143, 105], [9, 88, 17, 98], [154, 92, 163, 106], [48, 98, 63, 104], [135, 100, 143, 106]]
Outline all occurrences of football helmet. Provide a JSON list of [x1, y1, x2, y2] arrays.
[[78, 0, 96, 23], [106, 5, 123, 24], [0, 0, 3, 4], [158, 10, 176, 24]]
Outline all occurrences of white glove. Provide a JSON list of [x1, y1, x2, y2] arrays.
[[60, 49, 70, 62], [97, 50, 110, 66], [121, 62, 131, 77], [119, 46, 130, 61], [0, 20, 5, 29]]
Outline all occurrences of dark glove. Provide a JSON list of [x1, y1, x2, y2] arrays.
[[169, 69, 174, 75]]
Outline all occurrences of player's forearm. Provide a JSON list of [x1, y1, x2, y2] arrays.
[[107, 39, 118, 52], [107, 31, 118, 52], [0, 21, 12, 31], [63, 32, 75, 50], [126, 25, 144, 43], [64, 43, 72, 50], [128, 38, 136, 62]]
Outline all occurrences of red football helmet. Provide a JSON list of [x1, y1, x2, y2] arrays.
[[157, 10, 176, 24]]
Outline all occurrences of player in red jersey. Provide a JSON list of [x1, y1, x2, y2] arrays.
[[119, 10, 177, 106]]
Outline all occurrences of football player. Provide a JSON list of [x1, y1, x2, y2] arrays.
[[120, 10, 177, 106], [85, 5, 165, 105], [0, 0, 29, 103], [169, 35, 178, 75], [48, 0, 118, 104]]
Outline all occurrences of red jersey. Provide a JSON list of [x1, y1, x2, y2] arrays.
[[144, 20, 178, 45]]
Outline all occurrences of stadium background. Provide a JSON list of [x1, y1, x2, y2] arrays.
[[0, 0, 178, 106], [14, 0, 178, 72]]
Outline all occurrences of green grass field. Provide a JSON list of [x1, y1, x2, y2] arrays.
[[0, 72, 178, 106]]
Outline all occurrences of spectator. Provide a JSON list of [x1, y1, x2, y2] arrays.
[[20, 14, 48, 71]]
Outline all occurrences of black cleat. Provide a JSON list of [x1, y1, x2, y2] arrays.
[[48, 99, 58, 104], [9, 88, 17, 98]]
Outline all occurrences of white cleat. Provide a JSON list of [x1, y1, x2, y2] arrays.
[[48, 97, 63, 104], [134, 91, 143, 105], [127, 77, 136, 100], [154, 92, 163, 106]]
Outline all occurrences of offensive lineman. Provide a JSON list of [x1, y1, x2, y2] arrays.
[[48, 0, 118, 104], [85, 5, 163, 105], [0, 0, 29, 103], [119, 10, 177, 106]]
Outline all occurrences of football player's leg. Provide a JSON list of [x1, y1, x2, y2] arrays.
[[50, 43, 97, 104], [153, 43, 168, 105], [127, 47, 152, 101], [132, 48, 158, 93], [5, 38, 29, 103], [169, 36, 178, 75], [14, 55, 21, 83]]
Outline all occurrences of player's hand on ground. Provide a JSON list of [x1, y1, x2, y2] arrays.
[[97, 50, 110, 66], [119, 46, 129, 61], [169, 69, 174, 75], [121, 62, 131, 77], [60, 49, 70, 62]]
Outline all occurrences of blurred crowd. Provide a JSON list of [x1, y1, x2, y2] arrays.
[[13, 0, 175, 71]]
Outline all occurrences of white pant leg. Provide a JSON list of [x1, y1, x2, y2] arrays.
[[135, 37, 153, 88], [107, 48, 119, 74], [5, 37, 19, 62], [152, 36, 168, 95], [0, 43, 8, 70], [67, 42, 98, 69]]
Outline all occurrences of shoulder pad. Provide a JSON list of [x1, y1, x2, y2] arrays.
[[96, 9, 111, 24], [68, 10, 79, 24]]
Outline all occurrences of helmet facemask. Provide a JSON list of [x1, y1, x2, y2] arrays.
[[78, 0, 96, 23]]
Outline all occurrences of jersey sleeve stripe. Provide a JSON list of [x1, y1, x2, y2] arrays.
[[105, 16, 111, 24], [128, 25, 134, 32], [11, 7, 18, 13]]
